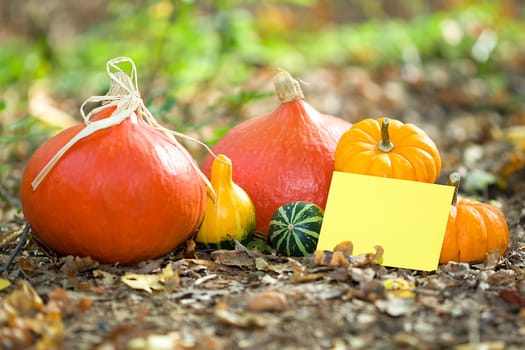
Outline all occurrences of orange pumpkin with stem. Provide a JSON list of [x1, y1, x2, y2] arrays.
[[439, 172, 510, 263], [20, 57, 208, 265], [200, 70, 351, 235], [334, 117, 441, 183]]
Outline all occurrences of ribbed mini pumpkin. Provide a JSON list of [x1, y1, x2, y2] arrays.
[[200, 71, 351, 235], [439, 173, 510, 263], [20, 58, 207, 265], [334, 117, 441, 183]]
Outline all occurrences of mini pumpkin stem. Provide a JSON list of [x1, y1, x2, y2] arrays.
[[273, 70, 304, 104], [448, 172, 461, 206], [378, 118, 394, 152]]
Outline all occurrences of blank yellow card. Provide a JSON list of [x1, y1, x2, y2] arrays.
[[317, 172, 455, 271]]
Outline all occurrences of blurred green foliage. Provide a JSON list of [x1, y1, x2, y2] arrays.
[[0, 0, 524, 174], [2, 1, 523, 99]]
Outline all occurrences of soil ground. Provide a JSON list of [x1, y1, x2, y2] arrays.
[[1, 61, 525, 349]]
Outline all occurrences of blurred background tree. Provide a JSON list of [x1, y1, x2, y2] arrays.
[[0, 0, 524, 176]]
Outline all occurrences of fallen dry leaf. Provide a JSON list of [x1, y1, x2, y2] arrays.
[[487, 269, 517, 288], [127, 331, 222, 350], [313, 244, 384, 268], [288, 258, 325, 283], [0, 277, 11, 291], [160, 263, 180, 292], [375, 293, 415, 317], [214, 301, 268, 328], [343, 279, 385, 302], [210, 249, 255, 268], [184, 239, 197, 258], [333, 241, 354, 255], [393, 332, 426, 348], [47, 288, 93, 317], [92, 269, 118, 289], [254, 257, 293, 274], [313, 250, 354, 268], [2, 279, 44, 321], [382, 277, 416, 299], [1, 279, 92, 349], [121, 263, 179, 293], [246, 291, 288, 312], [121, 273, 165, 293], [454, 341, 505, 350], [60, 255, 100, 274], [59, 255, 106, 293], [498, 288, 525, 308]]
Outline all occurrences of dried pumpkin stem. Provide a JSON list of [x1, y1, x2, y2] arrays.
[[448, 172, 461, 206], [378, 118, 394, 152], [273, 70, 304, 103]]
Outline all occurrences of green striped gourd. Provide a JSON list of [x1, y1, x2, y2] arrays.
[[269, 201, 324, 257]]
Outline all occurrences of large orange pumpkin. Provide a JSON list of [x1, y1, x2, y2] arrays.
[[439, 172, 510, 263], [334, 117, 441, 183], [20, 58, 207, 264], [200, 71, 351, 235]]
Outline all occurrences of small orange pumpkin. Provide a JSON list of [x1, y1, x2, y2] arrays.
[[334, 117, 441, 183], [439, 172, 510, 263]]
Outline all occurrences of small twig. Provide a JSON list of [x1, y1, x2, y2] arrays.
[[0, 223, 30, 273]]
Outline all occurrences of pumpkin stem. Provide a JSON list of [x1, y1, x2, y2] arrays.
[[378, 118, 394, 152], [448, 172, 461, 206], [273, 70, 304, 103]]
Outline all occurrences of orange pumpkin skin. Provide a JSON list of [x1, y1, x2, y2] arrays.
[[334, 118, 441, 183], [201, 98, 351, 236], [21, 107, 206, 264], [439, 199, 510, 263]]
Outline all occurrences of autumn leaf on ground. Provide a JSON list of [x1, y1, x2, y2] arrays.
[[375, 293, 415, 317], [313, 242, 384, 268], [127, 331, 222, 350], [210, 249, 255, 268], [121, 262, 179, 293], [0, 277, 11, 291], [1, 279, 93, 349], [58, 255, 107, 293], [382, 277, 416, 299], [288, 258, 325, 283], [214, 301, 268, 328], [454, 341, 505, 350], [246, 291, 288, 312]]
